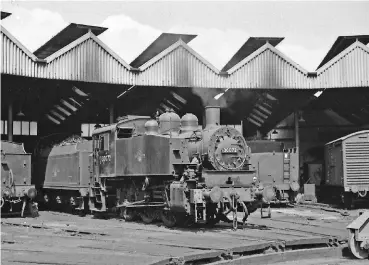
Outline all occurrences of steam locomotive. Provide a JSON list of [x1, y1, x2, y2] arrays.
[[23, 105, 273, 229], [87, 105, 274, 228], [248, 141, 300, 204], [1, 141, 38, 217], [1, 104, 301, 224]]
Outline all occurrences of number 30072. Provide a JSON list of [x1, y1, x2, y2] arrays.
[[221, 147, 237, 153]]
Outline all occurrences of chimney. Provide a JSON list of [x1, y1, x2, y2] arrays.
[[204, 100, 221, 129]]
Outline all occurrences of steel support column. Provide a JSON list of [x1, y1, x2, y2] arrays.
[[294, 111, 300, 182], [109, 103, 115, 124], [7, 101, 13, 141], [294, 111, 300, 149]]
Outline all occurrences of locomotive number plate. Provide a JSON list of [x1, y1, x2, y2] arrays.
[[221, 147, 237, 154]]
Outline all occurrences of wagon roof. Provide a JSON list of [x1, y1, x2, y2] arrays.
[[325, 130, 369, 145]]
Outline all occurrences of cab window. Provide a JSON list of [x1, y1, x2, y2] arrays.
[[117, 128, 134, 139], [103, 134, 109, 150], [97, 133, 109, 151]]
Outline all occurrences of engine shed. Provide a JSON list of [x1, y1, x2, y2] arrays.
[[1, 11, 369, 191]]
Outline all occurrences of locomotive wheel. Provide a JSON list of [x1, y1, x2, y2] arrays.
[[140, 209, 155, 224], [341, 192, 353, 210], [206, 215, 219, 227], [78, 197, 90, 217], [160, 210, 176, 228], [348, 229, 369, 259], [176, 213, 194, 228], [120, 208, 136, 221]]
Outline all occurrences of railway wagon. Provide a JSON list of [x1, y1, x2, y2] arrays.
[[88, 107, 271, 229], [36, 141, 92, 212], [248, 140, 299, 203], [1, 141, 38, 217], [324, 130, 369, 208]]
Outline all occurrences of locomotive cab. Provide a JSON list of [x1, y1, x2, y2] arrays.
[[91, 116, 150, 180], [89, 115, 191, 214]]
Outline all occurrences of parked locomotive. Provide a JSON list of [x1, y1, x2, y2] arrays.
[[87, 106, 273, 228], [35, 140, 92, 214], [1, 141, 38, 217], [248, 140, 299, 203]]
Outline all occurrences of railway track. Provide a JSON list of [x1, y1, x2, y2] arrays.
[[1, 208, 358, 265]]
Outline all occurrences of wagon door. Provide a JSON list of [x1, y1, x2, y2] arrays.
[[343, 132, 369, 191]]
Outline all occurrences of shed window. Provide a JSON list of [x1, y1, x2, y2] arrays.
[[89, 124, 96, 135], [0, 120, 4, 134], [13, 121, 21, 135], [22, 121, 30, 135], [1, 120, 37, 135], [30, 122, 37, 135], [81, 124, 89, 137]]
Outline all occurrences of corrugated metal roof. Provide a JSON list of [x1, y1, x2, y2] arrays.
[[1, 25, 368, 91], [1, 27, 134, 83], [221, 37, 284, 72], [317, 35, 369, 70], [316, 41, 369, 88], [227, 43, 312, 89], [138, 39, 227, 88], [33, 23, 108, 59], [1, 11, 11, 20], [42, 31, 134, 84], [130, 33, 197, 68], [1, 27, 42, 77]]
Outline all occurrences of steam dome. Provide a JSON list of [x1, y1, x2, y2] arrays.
[[158, 110, 181, 134], [181, 113, 198, 132], [145, 120, 159, 135]]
